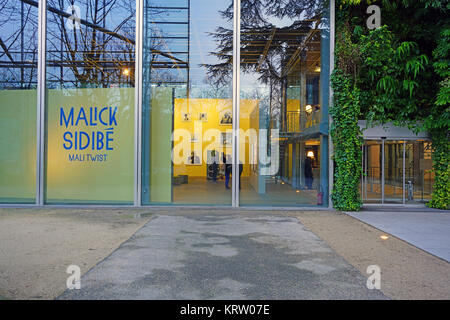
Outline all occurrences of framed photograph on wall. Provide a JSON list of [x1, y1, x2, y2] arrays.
[[181, 112, 191, 122], [219, 110, 232, 125], [199, 112, 208, 122]]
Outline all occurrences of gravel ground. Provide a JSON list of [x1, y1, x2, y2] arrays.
[[0, 208, 150, 299], [289, 210, 450, 300]]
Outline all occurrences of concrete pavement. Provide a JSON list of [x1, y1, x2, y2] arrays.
[[346, 206, 450, 262], [59, 213, 387, 300]]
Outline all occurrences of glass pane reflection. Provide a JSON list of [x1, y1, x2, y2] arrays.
[[45, 0, 136, 204], [238, 0, 329, 206], [142, 0, 233, 205], [0, 0, 38, 203]]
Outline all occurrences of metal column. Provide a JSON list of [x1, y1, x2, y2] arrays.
[[134, 0, 143, 206], [328, 0, 335, 208], [381, 139, 385, 204], [36, 0, 46, 206], [232, 0, 241, 207]]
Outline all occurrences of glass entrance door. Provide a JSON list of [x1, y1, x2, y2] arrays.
[[362, 140, 433, 205], [362, 140, 383, 203], [384, 141, 405, 203], [405, 141, 434, 204]]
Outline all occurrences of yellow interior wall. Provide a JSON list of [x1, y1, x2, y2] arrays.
[[173, 98, 258, 177]]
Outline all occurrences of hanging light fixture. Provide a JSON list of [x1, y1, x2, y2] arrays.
[[307, 151, 314, 158], [122, 68, 130, 76]]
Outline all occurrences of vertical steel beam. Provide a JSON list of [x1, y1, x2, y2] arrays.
[[36, 0, 46, 206], [403, 141, 406, 204], [232, 0, 241, 207], [134, 0, 143, 206], [381, 139, 385, 204], [365, 144, 368, 200], [361, 144, 364, 202], [328, 0, 335, 209]]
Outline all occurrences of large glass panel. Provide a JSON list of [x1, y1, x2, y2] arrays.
[[0, 1, 38, 203], [384, 141, 404, 203], [237, 0, 330, 206], [142, 0, 233, 205], [405, 140, 434, 204], [45, 0, 135, 204], [362, 140, 382, 204]]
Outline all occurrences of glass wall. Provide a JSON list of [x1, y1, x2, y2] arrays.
[[238, 0, 330, 206], [44, 0, 136, 204], [0, 1, 439, 208], [141, 0, 233, 205], [0, 0, 38, 203]]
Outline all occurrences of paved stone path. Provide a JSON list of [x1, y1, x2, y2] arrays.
[[59, 213, 386, 299], [346, 207, 450, 262]]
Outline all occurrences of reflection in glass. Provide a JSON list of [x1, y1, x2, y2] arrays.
[[384, 141, 404, 204], [405, 141, 434, 203], [142, 0, 233, 205], [222, 0, 329, 206], [45, 0, 135, 204], [362, 140, 382, 204], [0, 0, 38, 203]]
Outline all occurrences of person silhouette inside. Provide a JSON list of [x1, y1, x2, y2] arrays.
[[239, 161, 243, 190], [223, 153, 232, 189], [189, 151, 200, 165], [210, 150, 218, 182]]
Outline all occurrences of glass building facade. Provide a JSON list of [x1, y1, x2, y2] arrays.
[[0, 0, 432, 207], [0, 0, 332, 207]]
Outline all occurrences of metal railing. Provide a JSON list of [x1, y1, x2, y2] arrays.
[[285, 109, 321, 133]]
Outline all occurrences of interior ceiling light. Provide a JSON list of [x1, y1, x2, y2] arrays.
[[307, 151, 314, 158], [314, 63, 321, 72]]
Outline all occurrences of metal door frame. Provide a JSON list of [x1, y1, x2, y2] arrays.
[[362, 139, 407, 205]]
